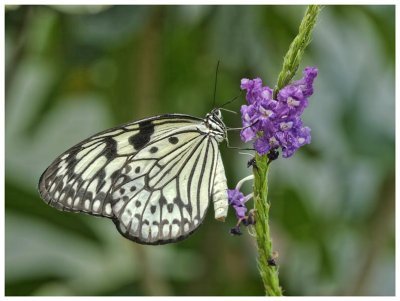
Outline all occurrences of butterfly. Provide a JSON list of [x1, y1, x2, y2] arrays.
[[38, 109, 229, 245]]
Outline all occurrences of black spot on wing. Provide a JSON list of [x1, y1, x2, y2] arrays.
[[103, 137, 117, 160], [96, 169, 106, 192], [110, 170, 120, 182], [174, 196, 192, 215], [129, 120, 155, 150], [168, 136, 179, 144], [161, 219, 169, 228], [65, 155, 78, 173], [150, 146, 158, 153], [159, 195, 167, 207], [125, 165, 132, 173]]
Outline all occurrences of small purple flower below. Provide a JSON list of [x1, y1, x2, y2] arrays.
[[240, 67, 318, 158], [228, 188, 255, 235], [228, 189, 247, 219]]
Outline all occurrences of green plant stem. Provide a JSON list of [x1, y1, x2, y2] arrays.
[[274, 5, 322, 99], [254, 5, 321, 296], [254, 153, 282, 296]]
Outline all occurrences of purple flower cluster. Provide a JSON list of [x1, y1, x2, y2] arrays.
[[240, 67, 318, 158]]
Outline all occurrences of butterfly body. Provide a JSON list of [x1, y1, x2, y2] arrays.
[[38, 110, 228, 245]]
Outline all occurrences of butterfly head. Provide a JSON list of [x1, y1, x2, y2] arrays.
[[205, 109, 227, 142]]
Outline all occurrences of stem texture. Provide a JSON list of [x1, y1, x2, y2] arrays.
[[254, 5, 321, 296]]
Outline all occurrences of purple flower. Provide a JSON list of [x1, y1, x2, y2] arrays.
[[240, 105, 258, 142], [254, 136, 271, 155], [228, 189, 247, 219], [240, 67, 318, 158], [275, 124, 311, 158], [240, 78, 264, 105], [277, 85, 308, 116], [296, 66, 318, 98], [227, 186, 256, 236]]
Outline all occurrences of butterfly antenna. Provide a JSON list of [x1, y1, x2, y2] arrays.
[[226, 119, 259, 131], [219, 108, 237, 115], [212, 60, 220, 108], [220, 91, 243, 108]]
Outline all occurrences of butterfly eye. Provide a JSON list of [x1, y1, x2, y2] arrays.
[[215, 109, 222, 119]]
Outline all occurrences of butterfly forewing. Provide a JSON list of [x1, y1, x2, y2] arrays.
[[38, 113, 228, 245]]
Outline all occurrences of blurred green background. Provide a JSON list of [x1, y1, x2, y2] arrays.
[[5, 5, 395, 296]]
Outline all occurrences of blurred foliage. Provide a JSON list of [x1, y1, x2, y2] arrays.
[[5, 5, 394, 296]]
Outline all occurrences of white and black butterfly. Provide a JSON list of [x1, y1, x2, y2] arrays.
[[38, 109, 229, 245]]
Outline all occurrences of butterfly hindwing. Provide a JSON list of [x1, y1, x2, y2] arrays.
[[38, 114, 226, 244], [112, 134, 219, 244]]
